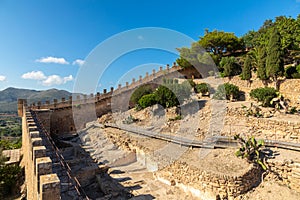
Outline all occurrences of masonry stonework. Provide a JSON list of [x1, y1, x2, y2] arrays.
[[18, 65, 300, 199], [19, 100, 61, 200]]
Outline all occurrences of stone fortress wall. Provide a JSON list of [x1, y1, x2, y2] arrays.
[[28, 64, 300, 136], [29, 63, 199, 135], [19, 101, 60, 200], [19, 64, 300, 199], [18, 100, 91, 200]]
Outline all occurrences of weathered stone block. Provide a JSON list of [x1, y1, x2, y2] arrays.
[[36, 157, 52, 176], [28, 123, 37, 130], [39, 173, 60, 200], [33, 146, 46, 159], [30, 131, 40, 138], [32, 137, 43, 147]]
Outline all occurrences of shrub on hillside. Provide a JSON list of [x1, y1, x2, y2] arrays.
[[135, 79, 192, 109], [186, 79, 196, 88], [208, 70, 215, 76], [155, 85, 179, 108], [130, 84, 154, 106], [250, 87, 278, 107], [292, 73, 300, 79], [296, 64, 300, 74], [138, 93, 157, 108], [0, 150, 22, 198], [219, 56, 242, 77], [195, 83, 210, 94], [213, 83, 240, 100], [285, 66, 299, 79], [154, 81, 192, 108]]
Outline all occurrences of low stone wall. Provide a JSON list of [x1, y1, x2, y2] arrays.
[[156, 161, 262, 200], [246, 117, 300, 141], [267, 158, 300, 193], [224, 107, 300, 143], [225, 76, 300, 108], [102, 127, 263, 200]]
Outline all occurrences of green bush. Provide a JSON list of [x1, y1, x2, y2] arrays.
[[285, 66, 298, 79], [0, 138, 21, 150], [130, 84, 154, 106], [155, 85, 179, 108], [173, 81, 193, 101], [292, 73, 300, 79], [138, 93, 157, 108], [250, 87, 278, 107], [169, 115, 182, 121], [213, 83, 240, 100], [296, 64, 300, 74], [208, 71, 215, 76], [186, 79, 196, 88], [135, 79, 192, 109], [195, 83, 210, 94], [289, 107, 298, 114], [122, 115, 139, 124], [0, 150, 22, 197], [219, 56, 242, 77]]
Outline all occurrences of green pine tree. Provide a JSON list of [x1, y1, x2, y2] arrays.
[[241, 55, 252, 81], [266, 28, 284, 86], [257, 46, 268, 80]]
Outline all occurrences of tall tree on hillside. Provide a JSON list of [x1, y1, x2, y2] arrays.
[[198, 30, 243, 64], [241, 55, 252, 84], [257, 47, 268, 82], [242, 30, 257, 49], [176, 42, 216, 77], [274, 16, 300, 51], [266, 28, 284, 89], [254, 19, 275, 47], [219, 56, 242, 78], [176, 49, 193, 69]]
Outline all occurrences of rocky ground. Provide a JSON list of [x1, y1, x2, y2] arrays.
[[79, 97, 300, 199], [235, 177, 300, 200]]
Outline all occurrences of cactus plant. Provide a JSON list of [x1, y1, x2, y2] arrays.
[[234, 134, 267, 170]]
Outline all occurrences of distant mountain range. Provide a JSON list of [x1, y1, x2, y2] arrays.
[[0, 87, 73, 114]]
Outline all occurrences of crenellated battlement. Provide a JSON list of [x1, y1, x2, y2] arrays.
[[19, 100, 90, 199], [16, 63, 198, 135], [27, 63, 182, 110], [21, 103, 60, 200]]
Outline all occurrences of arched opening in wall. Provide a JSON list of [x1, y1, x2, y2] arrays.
[[56, 130, 59, 134], [70, 126, 74, 131]]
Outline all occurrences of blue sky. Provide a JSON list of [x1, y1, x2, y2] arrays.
[[0, 0, 299, 93]]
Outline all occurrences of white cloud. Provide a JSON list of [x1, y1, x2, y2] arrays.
[[42, 75, 74, 86], [0, 75, 6, 81], [21, 71, 46, 80], [22, 71, 73, 86], [72, 59, 85, 66], [36, 56, 69, 64]]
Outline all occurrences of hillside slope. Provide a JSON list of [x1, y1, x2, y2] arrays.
[[0, 87, 73, 113]]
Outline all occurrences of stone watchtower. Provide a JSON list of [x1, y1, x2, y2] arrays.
[[18, 99, 27, 117]]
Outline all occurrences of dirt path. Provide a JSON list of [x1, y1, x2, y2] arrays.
[[238, 178, 300, 200]]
